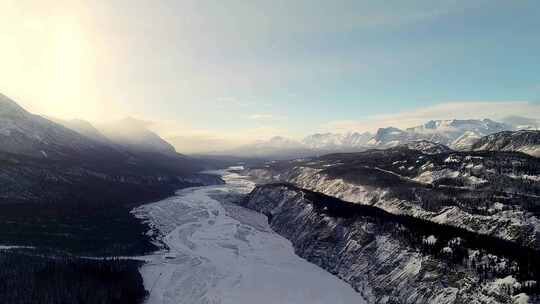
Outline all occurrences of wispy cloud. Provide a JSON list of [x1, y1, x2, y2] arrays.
[[215, 96, 260, 109], [216, 96, 237, 103], [323, 101, 540, 133], [248, 113, 286, 121]]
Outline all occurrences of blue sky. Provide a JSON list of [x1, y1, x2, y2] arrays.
[[1, 0, 539, 149]]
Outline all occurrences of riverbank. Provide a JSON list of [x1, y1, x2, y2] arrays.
[[133, 168, 366, 304]]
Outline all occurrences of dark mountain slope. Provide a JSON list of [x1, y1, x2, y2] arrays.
[[472, 130, 540, 157], [247, 147, 540, 250], [243, 184, 540, 303], [0, 94, 225, 255]]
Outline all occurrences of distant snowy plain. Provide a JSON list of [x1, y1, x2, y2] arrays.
[[133, 168, 366, 304]]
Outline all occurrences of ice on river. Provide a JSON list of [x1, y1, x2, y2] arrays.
[[133, 169, 366, 304]]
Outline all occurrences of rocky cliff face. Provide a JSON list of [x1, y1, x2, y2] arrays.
[[242, 184, 538, 304], [246, 148, 540, 250]]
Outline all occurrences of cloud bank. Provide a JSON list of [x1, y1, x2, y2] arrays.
[[322, 101, 540, 133]]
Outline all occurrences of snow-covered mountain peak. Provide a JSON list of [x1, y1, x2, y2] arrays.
[[408, 118, 510, 135], [450, 130, 482, 150], [195, 118, 516, 159], [302, 133, 344, 149], [366, 127, 409, 147]]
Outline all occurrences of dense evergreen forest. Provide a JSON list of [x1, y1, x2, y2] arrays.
[[0, 178, 182, 303], [0, 251, 146, 304], [0, 187, 175, 304], [0, 203, 157, 256]]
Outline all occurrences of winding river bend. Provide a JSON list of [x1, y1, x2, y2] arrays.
[[132, 168, 366, 304]]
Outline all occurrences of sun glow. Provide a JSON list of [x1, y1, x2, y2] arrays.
[[0, 1, 111, 120]]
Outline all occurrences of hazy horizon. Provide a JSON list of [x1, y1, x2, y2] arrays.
[[1, 0, 539, 152], [3, 91, 538, 154], [2, 3, 540, 302]]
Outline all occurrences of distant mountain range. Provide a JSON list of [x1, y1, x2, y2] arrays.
[[0, 93, 225, 206], [0, 92, 229, 277], [302, 132, 373, 150], [0, 93, 116, 160], [209, 118, 538, 159], [46, 116, 178, 158], [4, 92, 538, 162]]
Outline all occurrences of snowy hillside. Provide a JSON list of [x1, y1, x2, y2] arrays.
[[0, 93, 225, 206], [402, 140, 452, 154], [245, 183, 539, 304], [246, 147, 540, 250], [0, 93, 115, 159], [472, 130, 540, 157]]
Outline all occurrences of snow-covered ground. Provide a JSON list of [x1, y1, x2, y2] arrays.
[[0, 245, 34, 250], [133, 168, 366, 304]]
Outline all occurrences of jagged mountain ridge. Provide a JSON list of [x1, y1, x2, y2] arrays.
[[366, 119, 513, 150], [367, 127, 415, 148], [472, 130, 540, 157], [0, 93, 119, 160], [0, 94, 224, 206], [408, 119, 513, 149], [48, 117, 112, 144], [211, 118, 522, 159], [49, 115, 179, 157]]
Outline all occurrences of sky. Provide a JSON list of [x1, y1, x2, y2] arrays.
[[1, 0, 539, 152]]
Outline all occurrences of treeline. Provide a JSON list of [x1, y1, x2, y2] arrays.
[[320, 149, 540, 217], [0, 251, 147, 304], [264, 183, 540, 293], [0, 202, 158, 256]]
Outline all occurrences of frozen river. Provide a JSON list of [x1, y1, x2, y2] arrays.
[[132, 168, 366, 304]]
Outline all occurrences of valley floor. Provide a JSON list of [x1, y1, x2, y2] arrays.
[[133, 169, 366, 304]]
